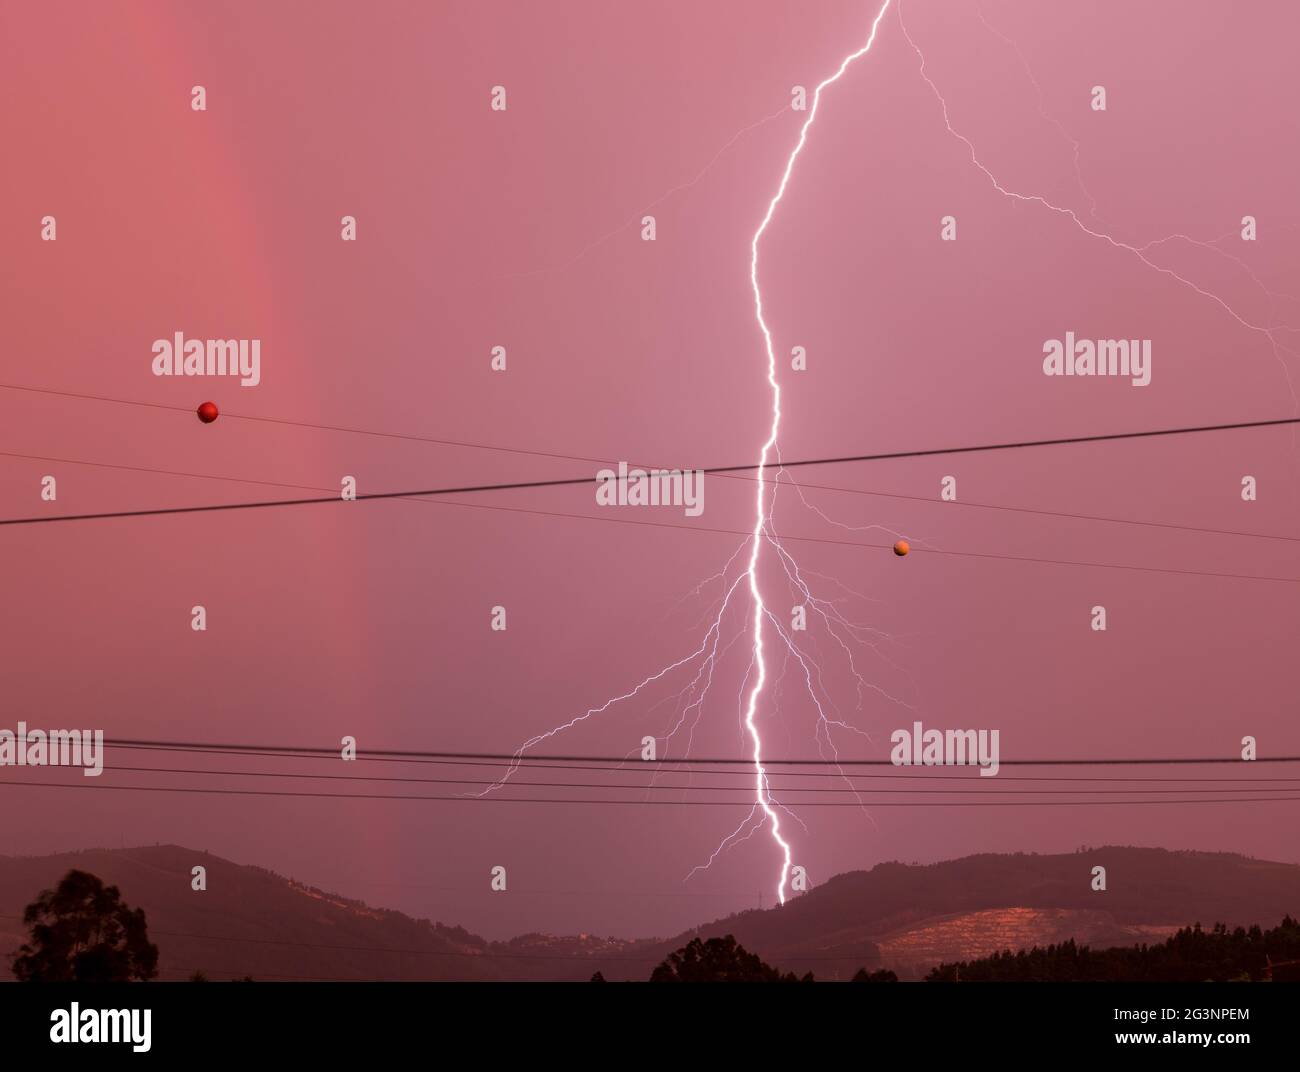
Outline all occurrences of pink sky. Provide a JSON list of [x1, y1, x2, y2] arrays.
[[1, 0, 1297, 940]]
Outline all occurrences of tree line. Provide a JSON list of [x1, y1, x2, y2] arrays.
[[9, 869, 1297, 983]]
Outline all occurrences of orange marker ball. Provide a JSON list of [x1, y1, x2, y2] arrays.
[[893, 539, 910, 557]]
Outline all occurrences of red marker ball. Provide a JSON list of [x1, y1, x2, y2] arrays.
[[196, 401, 219, 424], [893, 539, 910, 557]]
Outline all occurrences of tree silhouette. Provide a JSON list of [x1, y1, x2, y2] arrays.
[[851, 968, 898, 982], [590, 970, 607, 983], [11, 870, 159, 982], [649, 935, 811, 982], [925, 916, 1300, 982]]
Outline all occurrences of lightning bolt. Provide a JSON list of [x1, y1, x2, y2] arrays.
[[482, 0, 1300, 919], [743, 0, 894, 905], [896, 3, 1300, 407], [483, 1, 903, 909]]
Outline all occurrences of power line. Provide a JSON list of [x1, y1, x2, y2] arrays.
[[0, 380, 630, 465], [10, 378, 1296, 483], [93, 764, 1300, 795], [3, 413, 1297, 530], [6, 443, 1299, 584], [382, 495, 1300, 584], [6, 425, 1297, 581], [0, 446, 335, 496], [4, 410, 1296, 545], [100, 744, 1300, 782], [731, 416, 1300, 473], [102, 738, 1300, 767], [3, 779, 1298, 807], [309, 494, 1300, 584], [6, 478, 1296, 583], [796, 478, 1300, 544], [0, 383, 189, 417]]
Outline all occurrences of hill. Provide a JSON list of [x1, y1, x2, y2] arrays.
[[925, 917, 1300, 981], [0, 845, 509, 981], [648, 847, 1300, 979], [3, 845, 1297, 981]]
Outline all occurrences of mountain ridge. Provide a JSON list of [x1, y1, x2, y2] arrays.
[[3, 844, 1296, 981]]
